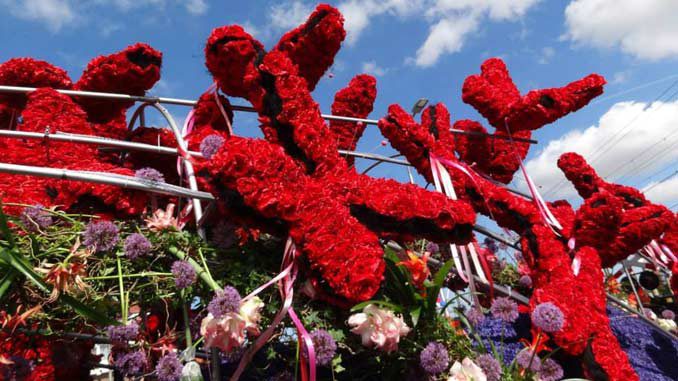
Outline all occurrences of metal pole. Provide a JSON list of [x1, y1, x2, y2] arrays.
[[0, 85, 538, 144]]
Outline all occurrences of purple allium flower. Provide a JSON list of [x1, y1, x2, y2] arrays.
[[135, 167, 165, 183], [475, 354, 502, 381], [310, 329, 337, 366], [466, 306, 486, 327], [538, 358, 564, 381], [661, 309, 675, 320], [124, 233, 152, 259], [171, 260, 196, 289], [210, 221, 237, 249], [491, 297, 519, 323], [107, 321, 139, 345], [83, 220, 119, 252], [419, 342, 449, 374], [207, 286, 241, 317], [200, 134, 225, 159], [519, 275, 532, 288], [115, 350, 147, 375], [156, 352, 182, 381], [515, 349, 541, 372], [531, 302, 565, 333], [20, 204, 53, 232], [425, 241, 439, 254]]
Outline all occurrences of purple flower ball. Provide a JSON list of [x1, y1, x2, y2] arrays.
[[155, 352, 182, 381], [124, 233, 152, 259], [107, 321, 139, 345], [171, 260, 196, 289], [20, 204, 53, 232], [135, 167, 165, 183], [538, 358, 564, 381], [419, 342, 449, 374], [475, 354, 502, 381], [83, 220, 119, 252], [425, 242, 439, 254], [208, 286, 241, 317], [115, 350, 147, 375], [519, 275, 532, 288], [466, 307, 486, 327], [200, 134, 225, 159], [210, 221, 237, 249], [661, 309, 675, 320], [531, 302, 565, 333], [490, 297, 519, 323], [310, 329, 337, 366], [515, 349, 541, 372]]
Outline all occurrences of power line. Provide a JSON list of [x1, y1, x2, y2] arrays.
[[641, 170, 678, 193], [609, 130, 678, 183]]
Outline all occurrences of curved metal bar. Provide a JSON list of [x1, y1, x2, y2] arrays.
[[0, 162, 215, 200], [0, 86, 538, 144], [361, 153, 404, 175]]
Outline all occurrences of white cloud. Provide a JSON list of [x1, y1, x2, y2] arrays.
[[538, 46, 555, 64], [563, 0, 678, 60], [361, 61, 388, 76], [524, 100, 678, 200], [269, 1, 314, 30], [1, 0, 75, 32], [611, 71, 631, 84], [413, 16, 478, 67], [643, 175, 678, 206], [184, 0, 207, 15], [339, 0, 424, 45]]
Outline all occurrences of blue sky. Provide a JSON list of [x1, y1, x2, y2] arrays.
[[1, 0, 677, 210]]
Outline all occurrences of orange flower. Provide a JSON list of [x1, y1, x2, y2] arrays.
[[398, 250, 431, 289], [0, 305, 41, 332], [144, 203, 186, 232], [35, 239, 90, 302]]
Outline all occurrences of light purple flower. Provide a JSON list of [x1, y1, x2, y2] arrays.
[[515, 349, 541, 372], [115, 350, 147, 375], [156, 352, 182, 381], [425, 242, 439, 254], [475, 353, 502, 381], [200, 134, 225, 159], [531, 302, 565, 333], [466, 307, 486, 327], [20, 204, 53, 232], [107, 321, 139, 345], [207, 286, 241, 318], [171, 261, 196, 289], [538, 358, 564, 381], [124, 233, 152, 259], [491, 297, 519, 323], [83, 220, 119, 252], [310, 329, 337, 366], [419, 342, 449, 374], [519, 275, 532, 288], [135, 167, 165, 183], [661, 309, 675, 320]]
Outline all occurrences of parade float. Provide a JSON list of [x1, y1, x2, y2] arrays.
[[0, 4, 676, 381]]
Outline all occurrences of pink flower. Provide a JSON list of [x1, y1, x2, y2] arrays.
[[347, 304, 410, 353], [144, 203, 186, 232], [199, 296, 264, 353], [447, 357, 487, 381]]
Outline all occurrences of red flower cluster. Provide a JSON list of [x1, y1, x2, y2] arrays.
[[558, 152, 674, 266], [455, 58, 605, 184], [196, 4, 475, 303], [377, 59, 641, 380], [0, 331, 95, 380], [0, 44, 163, 217]]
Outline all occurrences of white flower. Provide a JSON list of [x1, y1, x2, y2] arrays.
[[348, 304, 410, 353], [657, 318, 677, 333], [239, 296, 264, 336], [448, 357, 487, 381], [199, 297, 265, 353], [181, 361, 203, 381]]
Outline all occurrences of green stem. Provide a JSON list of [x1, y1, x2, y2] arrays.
[[168, 246, 220, 291], [294, 339, 300, 381], [85, 272, 172, 280], [116, 256, 128, 321], [181, 289, 193, 351], [197, 248, 216, 285]]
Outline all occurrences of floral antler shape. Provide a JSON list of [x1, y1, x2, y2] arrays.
[[0, 44, 163, 216], [455, 58, 605, 183], [190, 4, 476, 303], [378, 59, 646, 380]]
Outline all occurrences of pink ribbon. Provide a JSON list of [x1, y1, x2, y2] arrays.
[[231, 238, 316, 381], [208, 81, 233, 136]]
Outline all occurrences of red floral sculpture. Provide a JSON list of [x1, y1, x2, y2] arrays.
[[378, 59, 645, 379], [0, 44, 163, 216], [194, 4, 475, 303], [456, 58, 605, 184]]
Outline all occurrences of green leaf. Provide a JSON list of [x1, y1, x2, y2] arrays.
[[350, 300, 403, 313], [0, 207, 15, 248], [0, 269, 17, 300], [410, 306, 422, 327], [0, 247, 117, 325], [426, 258, 454, 315]]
